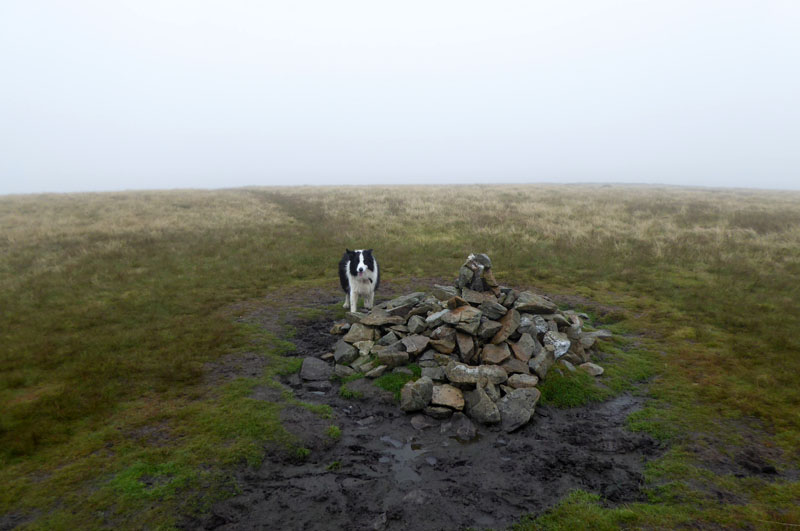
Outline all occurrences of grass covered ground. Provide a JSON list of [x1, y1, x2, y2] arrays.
[[2, 184, 800, 528]]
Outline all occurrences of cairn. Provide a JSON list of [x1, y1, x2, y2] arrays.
[[323, 254, 610, 433]]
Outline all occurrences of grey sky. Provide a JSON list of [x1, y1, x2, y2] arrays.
[[1, 1, 799, 194]]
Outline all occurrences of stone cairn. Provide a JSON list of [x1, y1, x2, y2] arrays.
[[322, 254, 610, 433]]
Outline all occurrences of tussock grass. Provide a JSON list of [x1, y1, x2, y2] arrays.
[[2, 184, 800, 527]]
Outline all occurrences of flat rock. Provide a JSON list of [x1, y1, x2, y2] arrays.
[[345, 311, 366, 324], [560, 359, 576, 372], [333, 340, 359, 365], [543, 331, 571, 359], [464, 386, 501, 424], [407, 315, 426, 334], [353, 340, 374, 357], [431, 285, 458, 301], [360, 308, 406, 327], [579, 362, 604, 376], [501, 358, 530, 375], [482, 343, 511, 365], [376, 349, 409, 368], [425, 309, 449, 328], [491, 309, 520, 344], [343, 323, 375, 343], [528, 349, 555, 380], [429, 325, 456, 353], [300, 357, 332, 381], [334, 364, 357, 378], [399, 376, 433, 412], [330, 322, 350, 335], [513, 291, 558, 314], [479, 300, 507, 320], [446, 296, 469, 309], [401, 334, 430, 356], [423, 406, 453, 420], [477, 319, 503, 341], [461, 288, 488, 305], [376, 331, 399, 346], [455, 332, 476, 363], [431, 384, 465, 411], [498, 387, 541, 432], [365, 365, 388, 378], [444, 361, 508, 385], [509, 333, 538, 362], [508, 373, 539, 389], [421, 366, 446, 381]]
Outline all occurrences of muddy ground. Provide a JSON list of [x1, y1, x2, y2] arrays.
[[189, 289, 666, 531]]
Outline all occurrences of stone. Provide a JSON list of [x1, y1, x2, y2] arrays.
[[528, 349, 555, 380], [482, 268, 501, 296], [456, 266, 474, 289], [461, 288, 488, 305], [509, 333, 539, 362], [300, 357, 332, 381], [423, 406, 453, 420], [444, 361, 508, 385], [421, 366, 446, 381], [543, 331, 571, 359], [330, 322, 350, 335], [473, 253, 492, 268], [333, 340, 359, 365], [560, 359, 576, 372], [376, 348, 409, 368], [350, 354, 371, 370], [446, 296, 469, 309], [482, 343, 511, 365], [389, 325, 409, 335], [479, 300, 507, 320], [334, 364, 357, 378], [343, 323, 375, 343], [431, 384, 465, 410], [503, 289, 518, 308], [345, 311, 366, 324], [393, 367, 413, 376], [580, 335, 597, 350], [501, 358, 530, 375], [508, 373, 539, 388], [464, 386, 501, 424], [358, 361, 375, 373], [401, 334, 430, 356], [353, 340, 374, 357], [491, 309, 520, 344], [455, 332, 476, 363], [579, 362, 604, 376], [432, 284, 458, 300], [483, 381, 502, 402], [365, 365, 388, 378], [477, 319, 503, 341], [562, 352, 583, 366], [408, 302, 439, 319], [305, 380, 332, 392], [407, 315, 426, 334], [429, 325, 456, 354], [381, 292, 427, 313], [360, 308, 406, 327], [400, 376, 434, 412], [498, 388, 541, 432], [376, 330, 399, 346], [513, 291, 558, 314], [425, 309, 449, 328], [456, 319, 480, 336], [442, 305, 483, 325]]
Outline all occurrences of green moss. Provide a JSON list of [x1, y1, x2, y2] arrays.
[[538, 369, 608, 408], [326, 425, 342, 439]]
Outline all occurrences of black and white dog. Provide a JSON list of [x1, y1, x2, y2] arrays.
[[338, 249, 380, 313]]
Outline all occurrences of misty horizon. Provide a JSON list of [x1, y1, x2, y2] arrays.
[[2, 1, 799, 195]]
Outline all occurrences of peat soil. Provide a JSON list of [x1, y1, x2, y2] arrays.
[[190, 308, 663, 531]]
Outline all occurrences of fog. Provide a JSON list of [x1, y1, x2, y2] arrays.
[[1, 1, 799, 194]]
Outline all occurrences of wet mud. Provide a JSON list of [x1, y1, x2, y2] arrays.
[[190, 316, 662, 531]]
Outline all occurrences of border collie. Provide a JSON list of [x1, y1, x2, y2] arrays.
[[339, 249, 380, 313]]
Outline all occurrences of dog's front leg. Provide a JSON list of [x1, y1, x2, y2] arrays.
[[343, 292, 350, 309], [349, 286, 358, 313], [366, 290, 374, 311]]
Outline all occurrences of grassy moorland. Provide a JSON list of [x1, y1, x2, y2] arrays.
[[1, 184, 800, 528]]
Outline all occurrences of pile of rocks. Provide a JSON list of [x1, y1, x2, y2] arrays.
[[319, 254, 610, 433]]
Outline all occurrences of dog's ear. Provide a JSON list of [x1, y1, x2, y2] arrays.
[[346, 248, 352, 254], [365, 249, 373, 254]]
